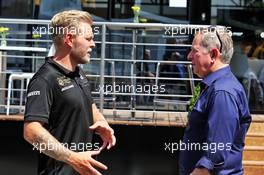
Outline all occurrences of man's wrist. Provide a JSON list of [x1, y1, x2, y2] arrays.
[[65, 151, 77, 165]]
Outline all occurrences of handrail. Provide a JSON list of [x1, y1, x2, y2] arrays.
[[0, 18, 50, 25], [0, 46, 47, 52], [104, 41, 192, 47]]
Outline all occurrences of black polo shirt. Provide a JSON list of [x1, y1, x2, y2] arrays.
[[24, 57, 94, 175]]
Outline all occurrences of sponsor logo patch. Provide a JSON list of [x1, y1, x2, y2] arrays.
[[27, 91, 40, 97]]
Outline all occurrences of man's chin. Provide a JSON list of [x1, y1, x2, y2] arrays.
[[194, 70, 202, 78], [80, 57, 90, 64], [196, 73, 204, 78]]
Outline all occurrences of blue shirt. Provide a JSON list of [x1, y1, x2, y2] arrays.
[[179, 66, 251, 175]]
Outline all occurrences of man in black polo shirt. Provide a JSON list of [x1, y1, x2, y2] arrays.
[[23, 10, 116, 175]]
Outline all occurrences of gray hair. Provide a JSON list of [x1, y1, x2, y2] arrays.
[[199, 27, 234, 63]]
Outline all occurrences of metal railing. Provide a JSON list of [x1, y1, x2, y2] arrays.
[[0, 18, 204, 122]]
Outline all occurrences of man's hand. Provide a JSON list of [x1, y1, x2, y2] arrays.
[[190, 168, 211, 175], [68, 150, 107, 175], [89, 120, 116, 150], [24, 122, 108, 175]]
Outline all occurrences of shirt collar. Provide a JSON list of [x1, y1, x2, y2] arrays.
[[202, 65, 231, 87], [46, 57, 80, 77]]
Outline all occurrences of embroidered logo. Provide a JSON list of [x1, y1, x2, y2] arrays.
[[57, 76, 71, 86]]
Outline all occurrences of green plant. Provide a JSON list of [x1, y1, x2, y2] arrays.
[[188, 83, 201, 112]]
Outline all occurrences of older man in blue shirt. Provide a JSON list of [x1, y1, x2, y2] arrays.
[[179, 28, 251, 175]]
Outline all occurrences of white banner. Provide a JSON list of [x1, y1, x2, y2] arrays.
[[169, 0, 187, 8]]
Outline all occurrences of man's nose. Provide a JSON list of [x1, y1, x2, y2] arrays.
[[90, 40, 96, 48], [187, 52, 192, 60]]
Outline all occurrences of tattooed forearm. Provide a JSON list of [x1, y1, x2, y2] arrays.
[[32, 130, 71, 162]]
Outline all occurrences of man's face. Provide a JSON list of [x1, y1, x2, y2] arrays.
[[70, 22, 95, 64], [187, 34, 212, 78]]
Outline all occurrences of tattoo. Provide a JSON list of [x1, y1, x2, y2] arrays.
[[32, 130, 71, 162]]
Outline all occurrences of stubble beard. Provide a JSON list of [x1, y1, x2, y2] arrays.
[[80, 54, 90, 64]]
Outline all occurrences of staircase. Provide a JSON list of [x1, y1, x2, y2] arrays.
[[243, 116, 264, 175]]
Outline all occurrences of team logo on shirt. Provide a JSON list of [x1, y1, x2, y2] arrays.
[[57, 76, 71, 86], [57, 76, 75, 92]]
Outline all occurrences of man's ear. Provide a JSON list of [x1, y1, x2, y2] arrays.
[[64, 33, 74, 47], [210, 48, 219, 60]]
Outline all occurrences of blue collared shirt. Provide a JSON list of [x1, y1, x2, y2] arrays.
[[179, 66, 251, 175]]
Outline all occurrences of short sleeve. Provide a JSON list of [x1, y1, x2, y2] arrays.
[[24, 76, 53, 124]]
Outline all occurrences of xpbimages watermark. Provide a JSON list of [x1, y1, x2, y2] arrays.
[[164, 140, 232, 154], [33, 141, 100, 153], [163, 25, 232, 37], [32, 24, 100, 37], [97, 83, 166, 95]]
